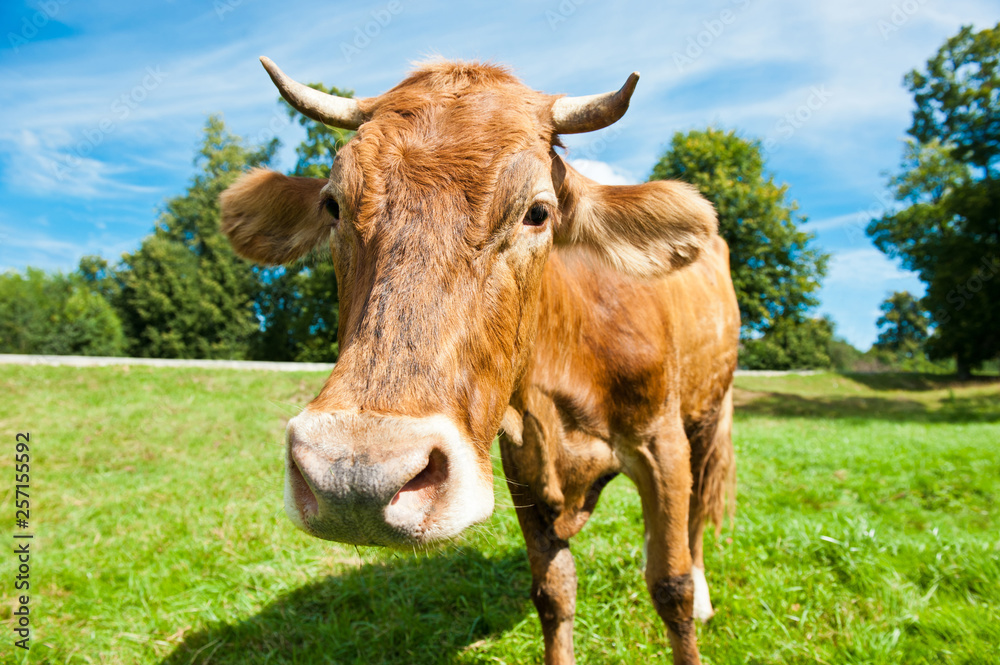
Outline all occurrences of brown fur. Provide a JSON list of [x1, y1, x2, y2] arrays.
[[502, 231, 738, 538], [219, 60, 739, 665]]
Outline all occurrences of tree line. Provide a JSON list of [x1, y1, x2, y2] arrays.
[[1, 25, 997, 373], [1, 91, 349, 364]]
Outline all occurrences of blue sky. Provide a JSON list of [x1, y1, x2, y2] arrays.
[[1, 0, 997, 349]]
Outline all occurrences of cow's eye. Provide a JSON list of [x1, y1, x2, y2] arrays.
[[324, 198, 340, 219], [524, 203, 549, 226]]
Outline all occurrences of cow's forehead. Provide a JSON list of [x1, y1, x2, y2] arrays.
[[334, 62, 557, 241], [365, 60, 551, 110], [357, 61, 555, 163]]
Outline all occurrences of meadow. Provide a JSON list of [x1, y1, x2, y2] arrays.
[[0, 365, 998, 664]]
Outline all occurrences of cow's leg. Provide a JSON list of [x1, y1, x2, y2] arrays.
[[687, 441, 716, 625], [688, 519, 713, 623], [513, 500, 578, 665], [629, 418, 701, 665], [687, 440, 713, 624], [687, 385, 735, 623], [500, 397, 580, 664]]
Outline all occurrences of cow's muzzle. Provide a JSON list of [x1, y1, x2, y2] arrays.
[[283, 410, 494, 546]]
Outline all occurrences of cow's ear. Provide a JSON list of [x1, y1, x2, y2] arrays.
[[220, 168, 332, 265], [551, 155, 716, 277]]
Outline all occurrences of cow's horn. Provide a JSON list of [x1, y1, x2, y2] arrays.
[[551, 72, 640, 134], [259, 56, 365, 130]]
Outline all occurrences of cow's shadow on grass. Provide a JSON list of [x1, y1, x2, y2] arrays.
[[845, 372, 1000, 393], [160, 547, 530, 665], [736, 373, 1000, 423]]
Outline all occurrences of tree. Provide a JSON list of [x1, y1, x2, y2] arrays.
[[115, 115, 276, 359], [251, 262, 340, 362], [249, 84, 354, 362], [868, 23, 1000, 378], [873, 291, 930, 361], [0, 268, 125, 356], [78, 255, 119, 304], [740, 316, 834, 370], [906, 24, 1000, 174], [827, 336, 865, 372], [650, 128, 830, 368]]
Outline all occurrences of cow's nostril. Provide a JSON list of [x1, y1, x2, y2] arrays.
[[288, 456, 319, 518], [391, 448, 448, 506]]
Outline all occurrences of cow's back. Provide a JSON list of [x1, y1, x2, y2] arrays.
[[660, 235, 740, 426]]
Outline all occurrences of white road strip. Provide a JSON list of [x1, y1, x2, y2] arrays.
[[0, 354, 334, 372], [0, 353, 818, 376]]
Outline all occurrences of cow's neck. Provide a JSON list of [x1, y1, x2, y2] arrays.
[[513, 248, 616, 439]]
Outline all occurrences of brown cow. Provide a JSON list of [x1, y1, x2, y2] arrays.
[[220, 57, 739, 664]]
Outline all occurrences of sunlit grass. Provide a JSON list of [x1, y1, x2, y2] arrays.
[[0, 367, 997, 663]]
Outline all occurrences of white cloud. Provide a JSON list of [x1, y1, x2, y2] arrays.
[[803, 213, 865, 233], [826, 247, 917, 286], [0, 220, 139, 273], [0, 129, 160, 199], [567, 158, 637, 186]]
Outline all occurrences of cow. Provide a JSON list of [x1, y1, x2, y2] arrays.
[[220, 57, 740, 665]]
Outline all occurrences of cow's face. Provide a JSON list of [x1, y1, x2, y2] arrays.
[[221, 59, 716, 546]]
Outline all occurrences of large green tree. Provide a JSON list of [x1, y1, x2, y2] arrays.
[[650, 128, 830, 368], [868, 23, 1000, 377], [115, 115, 276, 359]]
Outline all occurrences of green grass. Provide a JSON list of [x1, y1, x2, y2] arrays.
[[1, 367, 998, 664]]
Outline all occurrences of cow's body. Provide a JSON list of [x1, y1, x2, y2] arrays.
[[502, 237, 738, 661], [220, 58, 739, 664]]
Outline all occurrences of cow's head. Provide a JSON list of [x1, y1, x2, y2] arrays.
[[221, 58, 716, 546]]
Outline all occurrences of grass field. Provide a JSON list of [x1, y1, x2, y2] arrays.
[[1, 366, 998, 664]]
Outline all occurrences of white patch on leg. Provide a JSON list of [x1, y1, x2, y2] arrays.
[[692, 565, 715, 622]]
